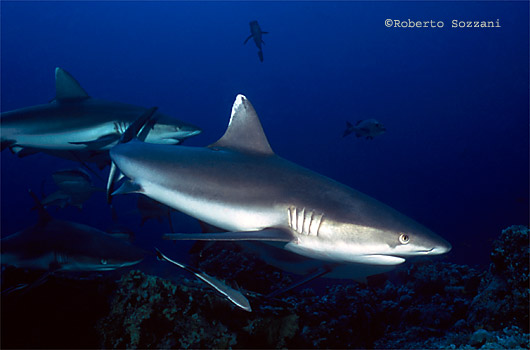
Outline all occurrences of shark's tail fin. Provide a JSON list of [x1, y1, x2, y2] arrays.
[[28, 189, 53, 225], [258, 50, 264, 62], [106, 107, 158, 204], [121, 107, 158, 144]]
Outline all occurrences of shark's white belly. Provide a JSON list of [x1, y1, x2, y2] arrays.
[[7, 123, 116, 150], [142, 180, 284, 232]]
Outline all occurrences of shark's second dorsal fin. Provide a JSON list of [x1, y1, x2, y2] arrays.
[[209, 95, 274, 156], [55, 67, 90, 101]]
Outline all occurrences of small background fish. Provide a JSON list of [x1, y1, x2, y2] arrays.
[[343, 119, 386, 140]]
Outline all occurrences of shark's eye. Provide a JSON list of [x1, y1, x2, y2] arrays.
[[399, 233, 410, 245], [100, 259, 108, 265]]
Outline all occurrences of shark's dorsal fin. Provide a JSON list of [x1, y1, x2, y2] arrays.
[[210, 94, 274, 155], [55, 67, 90, 101]]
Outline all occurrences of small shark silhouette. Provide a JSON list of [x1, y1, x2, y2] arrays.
[[244, 20, 268, 62], [40, 168, 103, 209], [1, 191, 146, 273]]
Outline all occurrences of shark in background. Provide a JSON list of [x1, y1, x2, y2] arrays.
[[40, 168, 103, 210], [107, 94, 451, 293], [1, 191, 146, 274], [0, 67, 201, 167], [244, 20, 268, 62]]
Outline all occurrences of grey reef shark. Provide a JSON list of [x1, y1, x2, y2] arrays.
[[0, 67, 201, 168], [1, 190, 146, 294], [107, 94, 451, 296], [244, 20, 268, 62]]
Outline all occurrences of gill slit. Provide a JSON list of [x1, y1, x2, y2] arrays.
[[287, 206, 323, 236]]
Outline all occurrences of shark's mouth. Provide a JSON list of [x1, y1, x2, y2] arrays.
[[359, 255, 406, 265]]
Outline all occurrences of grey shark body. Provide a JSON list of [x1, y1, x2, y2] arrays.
[[1, 192, 146, 272], [1, 67, 201, 158], [109, 95, 451, 282], [244, 20, 268, 62]]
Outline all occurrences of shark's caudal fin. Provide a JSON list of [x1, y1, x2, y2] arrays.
[[120, 107, 158, 143], [209, 95, 273, 156], [106, 107, 158, 203], [54, 67, 90, 101], [28, 189, 52, 226]]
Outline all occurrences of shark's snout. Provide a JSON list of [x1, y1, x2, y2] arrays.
[[430, 238, 452, 255]]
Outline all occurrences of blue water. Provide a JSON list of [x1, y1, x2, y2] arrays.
[[1, 1, 528, 271]]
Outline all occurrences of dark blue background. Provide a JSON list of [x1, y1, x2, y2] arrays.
[[1, 1, 528, 268]]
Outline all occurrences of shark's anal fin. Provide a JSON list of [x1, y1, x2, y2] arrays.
[[163, 228, 293, 242], [209, 95, 273, 155], [55, 67, 90, 101], [155, 249, 252, 312], [266, 266, 333, 298], [106, 107, 157, 203]]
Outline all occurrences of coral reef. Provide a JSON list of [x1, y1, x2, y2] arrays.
[[96, 270, 299, 349], [94, 225, 529, 349], [3, 226, 528, 349], [468, 225, 529, 333]]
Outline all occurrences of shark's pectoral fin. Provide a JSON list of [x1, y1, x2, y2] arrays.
[[244, 34, 253, 44], [69, 133, 120, 149], [163, 228, 293, 242]]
